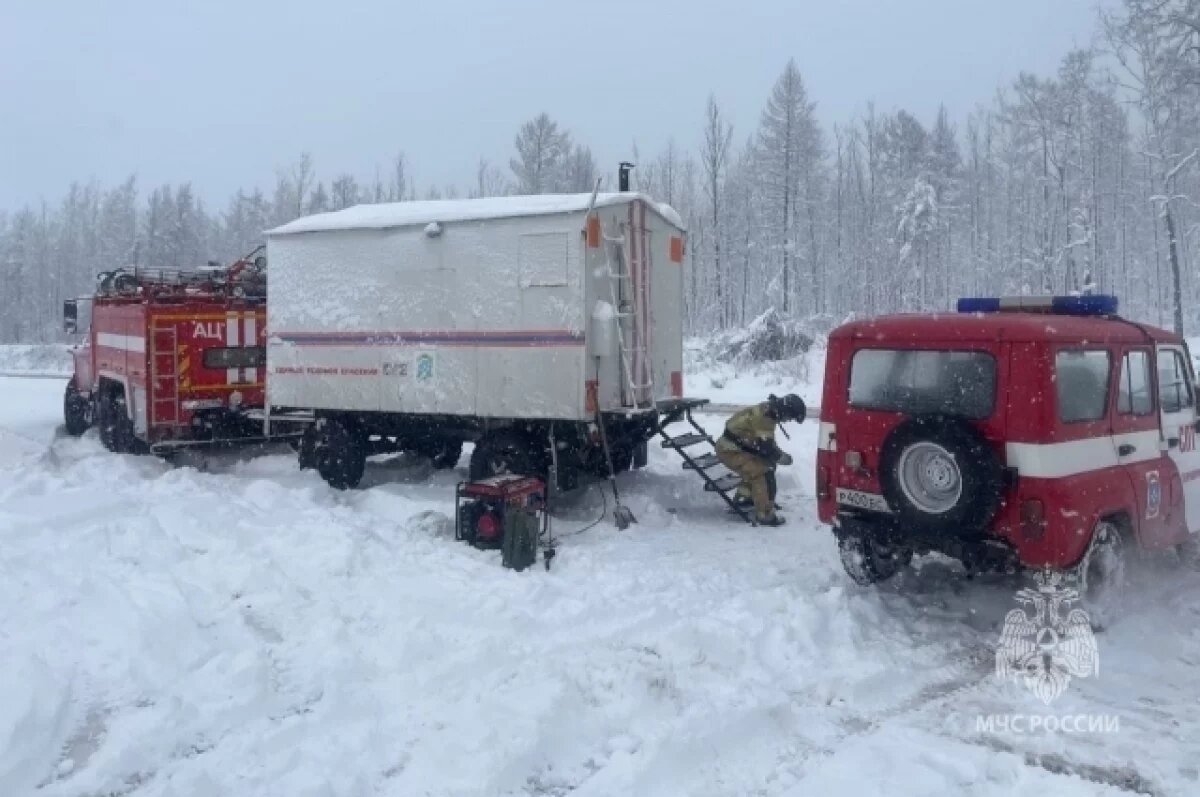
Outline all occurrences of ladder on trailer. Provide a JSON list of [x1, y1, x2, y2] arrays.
[[601, 214, 654, 410], [656, 398, 756, 525]]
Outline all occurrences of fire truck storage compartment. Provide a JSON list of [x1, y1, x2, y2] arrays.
[[265, 192, 687, 487]]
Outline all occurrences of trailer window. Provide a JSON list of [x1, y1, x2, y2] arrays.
[[848, 349, 996, 419], [1055, 350, 1111, 423], [203, 347, 265, 369]]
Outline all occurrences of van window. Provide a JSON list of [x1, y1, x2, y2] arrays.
[[1158, 349, 1195, 414], [1117, 350, 1153, 416], [1055, 350, 1110, 423], [848, 349, 996, 419]]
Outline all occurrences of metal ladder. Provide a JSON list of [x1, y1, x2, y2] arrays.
[[601, 219, 654, 410], [149, 325, 179, 426], [655, 398, 756, 525]]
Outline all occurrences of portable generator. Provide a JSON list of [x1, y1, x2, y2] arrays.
[[455, 475, 550, 571]]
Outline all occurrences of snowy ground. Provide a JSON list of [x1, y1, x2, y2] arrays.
[[3, 376, 1200, 796]]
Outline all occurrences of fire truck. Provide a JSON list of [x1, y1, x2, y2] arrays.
[[61, 247, 300, 453]]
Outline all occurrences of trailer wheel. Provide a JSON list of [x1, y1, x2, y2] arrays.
[[470, 430, 545, 481], [314, 418, 366, 489], [63, 382, 92, 436], [424, 440, 463, 470]]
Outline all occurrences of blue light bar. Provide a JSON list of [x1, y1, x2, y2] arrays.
[[1052, 295, 1119, 316], [956, 294, 1119, 316], [956, 297, 1002, 313]]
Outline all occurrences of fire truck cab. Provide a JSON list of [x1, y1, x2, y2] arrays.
[[818, 295, 1200, 609], [62, 249, 290, 453]]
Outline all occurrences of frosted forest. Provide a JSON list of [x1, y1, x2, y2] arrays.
[[4, 0, 1200, 341]]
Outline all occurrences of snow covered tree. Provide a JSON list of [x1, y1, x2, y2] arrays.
[[510, 113, 571, 194], [753, 59, 823, 313]]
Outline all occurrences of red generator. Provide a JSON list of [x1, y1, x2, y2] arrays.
[[455, 475, 550, 570]]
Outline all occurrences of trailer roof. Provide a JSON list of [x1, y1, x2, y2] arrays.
[[266, 192, 685, 236]]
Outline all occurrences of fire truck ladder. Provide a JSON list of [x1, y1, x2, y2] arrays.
[[602, 221, 654, 410], [656, 398, 755, 525], [149, 325, 180, 426]]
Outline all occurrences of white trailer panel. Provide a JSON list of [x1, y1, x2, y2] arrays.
[[265, 192, 685, 423]]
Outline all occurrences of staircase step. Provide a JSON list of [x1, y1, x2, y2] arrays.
[[661, 433, 709, 449], [682, 453, 721, 470], [704, 473, 743, 493]]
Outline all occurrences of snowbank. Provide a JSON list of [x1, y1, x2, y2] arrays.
[[3, 361, 1200, 794], [0, 344, 73, 376], [685, 334, 826, 409], [714, 309, 815, 365]]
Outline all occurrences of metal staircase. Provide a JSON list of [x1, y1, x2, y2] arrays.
[[655, 398, 756, 525]]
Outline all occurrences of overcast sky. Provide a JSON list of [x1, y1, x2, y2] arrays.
[[0, 0, 1104, 211]]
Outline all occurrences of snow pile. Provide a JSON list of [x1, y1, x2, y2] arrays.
[[3, 375, 1200, 795], [714, 308, 815, 366], [684, 312, 826, 408], [0, 344, 73, 376]]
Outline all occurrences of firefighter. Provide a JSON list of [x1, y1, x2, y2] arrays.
[[715, 393, 807, 526]]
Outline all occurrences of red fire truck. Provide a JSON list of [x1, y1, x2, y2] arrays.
[[61, 248, 299, 453]]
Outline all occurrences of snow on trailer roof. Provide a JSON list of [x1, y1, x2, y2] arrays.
[[265, 192, 685, 236]]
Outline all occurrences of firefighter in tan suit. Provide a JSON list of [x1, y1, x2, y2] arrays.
[[715, 393, 807, 526]]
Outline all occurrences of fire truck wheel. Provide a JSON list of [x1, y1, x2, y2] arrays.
[[296, 426, 319, 470], [469, 430, 546, 481], [98, 389, 135, 453], [63, 382, 91, 436], [314, 419, 366, 489], [878, 415, 1003, 536], [1077, 520, 1127, 630]]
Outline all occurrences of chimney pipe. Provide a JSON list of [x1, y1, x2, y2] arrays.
[[618, 161, 635, 192]]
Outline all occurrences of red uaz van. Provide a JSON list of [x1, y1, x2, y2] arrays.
[[817, 295, 1200, 608]]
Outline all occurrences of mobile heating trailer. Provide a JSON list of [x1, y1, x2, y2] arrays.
[[265, 189, 687, 489]]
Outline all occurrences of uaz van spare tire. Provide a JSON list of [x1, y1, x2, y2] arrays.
[[878, 415, 1003, 535]]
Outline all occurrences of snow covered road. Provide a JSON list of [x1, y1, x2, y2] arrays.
[[2, 375, 1199, 796]]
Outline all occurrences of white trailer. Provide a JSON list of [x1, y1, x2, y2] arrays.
[[264, 189, 687, 489]]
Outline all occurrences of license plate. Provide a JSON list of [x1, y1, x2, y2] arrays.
[[836, 488, 892, 513]]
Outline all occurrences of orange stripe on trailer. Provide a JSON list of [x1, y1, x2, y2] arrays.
[[586, 214, 601, 248], [585, 379, 598, 413], [669, 236, 684, 263]]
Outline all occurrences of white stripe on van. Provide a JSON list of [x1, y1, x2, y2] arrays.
[[1006, 430, 1161, 479]]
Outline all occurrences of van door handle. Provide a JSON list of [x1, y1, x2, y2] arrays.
[[1168, 437, 1180, 449], [1118, 443, 1136, 456]]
